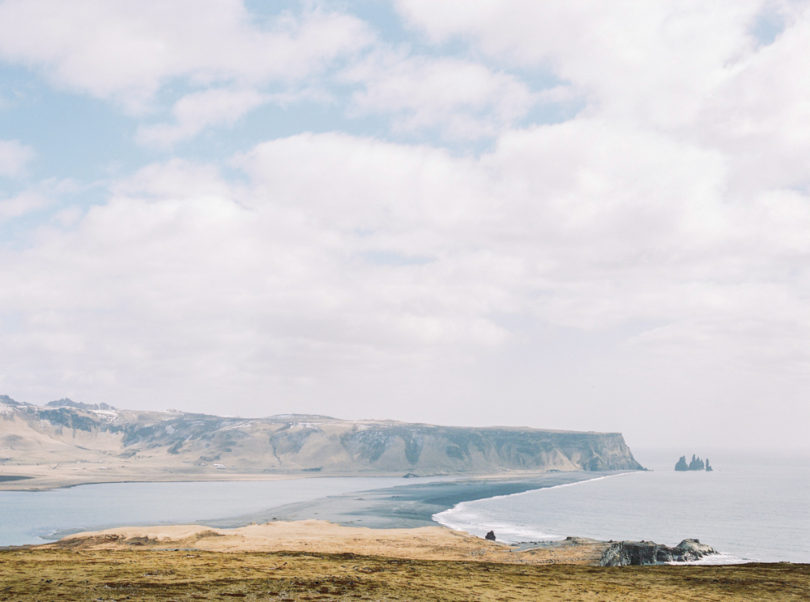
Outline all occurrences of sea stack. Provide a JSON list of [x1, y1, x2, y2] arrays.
[[675, 454, 712, 471]]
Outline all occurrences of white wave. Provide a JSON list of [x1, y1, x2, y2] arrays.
[[667, 552, 751, 565], [433, 473, 633, 543], [434, 505, 564, 542]]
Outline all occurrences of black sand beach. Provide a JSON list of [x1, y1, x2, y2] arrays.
[[212, 471, 606, 529]]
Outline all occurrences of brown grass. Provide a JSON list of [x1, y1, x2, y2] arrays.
[[1, 548, 808, 601]]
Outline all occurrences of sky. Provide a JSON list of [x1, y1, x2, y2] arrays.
[[0, 0, 809, 453]]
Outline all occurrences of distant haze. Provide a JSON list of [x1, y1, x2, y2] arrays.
[[0, 1, 808, 453]]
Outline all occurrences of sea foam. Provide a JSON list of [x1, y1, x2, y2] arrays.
[[433, 473, 630, 543]]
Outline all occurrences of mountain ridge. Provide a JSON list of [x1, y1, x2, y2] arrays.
[[0, 395, 644, 484]]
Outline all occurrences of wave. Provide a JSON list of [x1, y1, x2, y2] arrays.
[[432, 472, 633, 543], [433, 473, 755, 564], [666, 552, 751, 565]]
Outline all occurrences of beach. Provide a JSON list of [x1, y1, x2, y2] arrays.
[[2, 471, 809, 599], [41, 520, 608, 564], [212, 471, 600, 529], [0, 464, 305, 492]]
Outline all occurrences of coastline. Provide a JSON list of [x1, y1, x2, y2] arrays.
[[38, 520, 610, 565], [5, 521, 807, 600], [0, 466, 597, 492], [210, 470, 605, 530], [4, 473, 809, 598], [5, 467, 803, 566], [0, 467, 304, 492]]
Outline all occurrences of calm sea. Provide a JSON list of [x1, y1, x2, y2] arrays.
[[0, 476, 431, 546], [3, 454, 807, 563], [434, 452, 810, 563]]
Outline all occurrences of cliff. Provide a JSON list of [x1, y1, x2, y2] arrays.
[[0, 396, 643, 480]]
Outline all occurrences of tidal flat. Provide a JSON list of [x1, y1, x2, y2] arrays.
[[1, 548, 808, 601]]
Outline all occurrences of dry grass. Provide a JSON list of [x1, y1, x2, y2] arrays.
[[1, 548, 808, 601]]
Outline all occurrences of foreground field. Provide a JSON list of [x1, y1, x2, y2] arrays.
[[1, 548, 808, 601]]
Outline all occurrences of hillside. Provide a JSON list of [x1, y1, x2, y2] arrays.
[[0, 395, 643, 487]]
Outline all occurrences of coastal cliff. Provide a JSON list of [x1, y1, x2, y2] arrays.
[[0, 396, 643, 480]]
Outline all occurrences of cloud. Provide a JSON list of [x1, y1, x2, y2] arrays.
[[2, 2, 809, 448], [0, 0, 373, 112], [342, 51, 536, 139], [2, 128, 809, 436], [0, 139, 34, 178], [0, 178, 78, 222], [136, 88, 269, 147], [395, 0, 764, 128], [696, 4, 810, 192], [0, 190, 49, 221]]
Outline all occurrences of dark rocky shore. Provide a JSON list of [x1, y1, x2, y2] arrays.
[[600, 538, 717, 566]]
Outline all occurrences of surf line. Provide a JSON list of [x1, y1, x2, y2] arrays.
[[432, 471, 636, 526]]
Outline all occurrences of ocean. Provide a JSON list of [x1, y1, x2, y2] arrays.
[[434, 452, 810, 563], [2, 453, 807, 563], [0, 476, 435, 547]]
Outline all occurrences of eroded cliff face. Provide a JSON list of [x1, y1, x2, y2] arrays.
[[0, 396, 643, 476]]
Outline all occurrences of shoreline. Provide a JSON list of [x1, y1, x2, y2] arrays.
[[209, 470, 604, 530], [0, 470, 614, 549], [0, 469, 304, 492], [4, 469, 795, 567], [35, 520, 611, 565], [0, 466, 596, 492]]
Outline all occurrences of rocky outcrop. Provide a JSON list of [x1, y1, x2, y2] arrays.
[[675, 454, 712, 471], [0, 395, 644, 476], [600, 539, 717, 566]]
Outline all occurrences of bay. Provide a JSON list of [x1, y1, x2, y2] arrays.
[[433, 453, 810, 563], [0, 476, 433, 546]]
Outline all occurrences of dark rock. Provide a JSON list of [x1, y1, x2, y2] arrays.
[[675, 453, 711, 471], [485, 531, 496, 541], [600, 538, 717, 566]]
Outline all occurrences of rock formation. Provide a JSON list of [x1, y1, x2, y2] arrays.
[[600, 539, 717, 566], [675, 454, 712, 471]]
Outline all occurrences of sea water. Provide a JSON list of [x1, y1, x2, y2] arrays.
[[434, 453, 810, 563], [0, 476, 434, 546]]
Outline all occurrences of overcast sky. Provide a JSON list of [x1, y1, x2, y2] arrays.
[[1, 1, 808, 452]]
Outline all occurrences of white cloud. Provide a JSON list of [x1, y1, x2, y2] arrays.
[[343, 52, 536, 139], [0, 191, 49, 221], [395, 0, 764, 129], [2, 2, 810, 449], [2, 128, 809, 449], [0, 139, 34, 178], [696, 4, 810, 192], [0, 0, 373, 112], [0, 178, 77, 221], [136, 88, 268, 147]]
